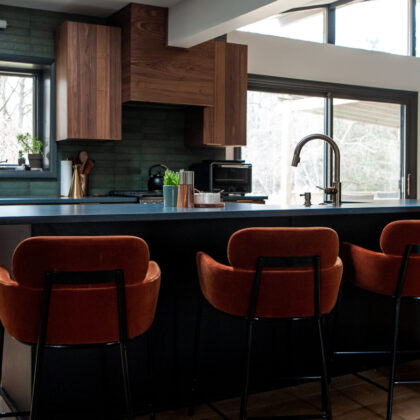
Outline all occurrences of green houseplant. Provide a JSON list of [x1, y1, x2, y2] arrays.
[[16, 133, 43, 169], [17, 150, 25, 166], [163, 170, 179, 207]]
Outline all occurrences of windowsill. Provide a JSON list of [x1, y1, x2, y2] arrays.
[[0, 168, 57, 179]]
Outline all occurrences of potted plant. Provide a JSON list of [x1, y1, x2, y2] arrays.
[[16, 133, 43, 169], [17, 150, 25, 166], [163, 170, 179, 207]]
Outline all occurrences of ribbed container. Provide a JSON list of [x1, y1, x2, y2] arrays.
[[177, 171, 194, 208], [60, 160, 73, 197]]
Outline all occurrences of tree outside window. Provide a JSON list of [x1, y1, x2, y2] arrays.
[[0, 73, 35, 165]]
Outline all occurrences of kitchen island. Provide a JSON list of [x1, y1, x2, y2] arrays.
[[1, 200, 420, 418]]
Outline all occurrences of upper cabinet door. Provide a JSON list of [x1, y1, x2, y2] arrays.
[[55, 22, 122, 141], [214, 42, 247, 146], [109, 4, 215, 107], [185, 42, 248, 147]]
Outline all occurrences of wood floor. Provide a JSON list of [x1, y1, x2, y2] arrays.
[[140, 361, 420, 420]]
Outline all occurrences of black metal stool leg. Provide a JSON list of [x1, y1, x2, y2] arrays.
[[386, 298, 401, 420], [115, 270, 134, 420], [147, 330, 156, 420], [329, 279, 345, 368], [120, 340, 134, 420], [317, 318, 332, 420], [0, 322, 4, 386], [30, 273, 53, 420], [189, 296, 203, 416], [240, 319, 254, 420], [29, 341, 46, 420]]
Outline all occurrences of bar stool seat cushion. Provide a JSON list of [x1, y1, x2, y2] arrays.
[[0, 236, 161, 345], [197, 227, 342, 319]]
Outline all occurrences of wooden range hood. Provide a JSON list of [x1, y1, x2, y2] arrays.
[[109, 3, 247, 147]]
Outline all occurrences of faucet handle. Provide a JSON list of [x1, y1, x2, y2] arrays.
[[316, 185, 337, 195], [300, 192, 311, 207]]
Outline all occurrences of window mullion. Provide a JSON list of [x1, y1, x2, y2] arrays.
[[409, 0, 416, 55], [400, 105, 407, 198], [327, 5, 336, 44]]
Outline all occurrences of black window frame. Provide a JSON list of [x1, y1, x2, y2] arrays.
[[0, 54, 56, 179], [247, 74, 418, 198]]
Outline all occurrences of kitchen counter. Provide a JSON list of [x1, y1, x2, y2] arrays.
[[0, 199, 420, 225], [2, 198, 420, 416], [0, 196, 137, 205]]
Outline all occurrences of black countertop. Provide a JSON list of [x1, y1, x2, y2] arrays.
[[0, 196, 137, 205], [1, 200, 420, 225]]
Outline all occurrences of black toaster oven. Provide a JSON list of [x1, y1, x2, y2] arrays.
[[190, 160, 252, 194]]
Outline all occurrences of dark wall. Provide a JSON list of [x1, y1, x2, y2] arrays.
[[0, 5, 225, 196]]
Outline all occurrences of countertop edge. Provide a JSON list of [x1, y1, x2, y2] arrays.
[[1, 201, 420, 225]]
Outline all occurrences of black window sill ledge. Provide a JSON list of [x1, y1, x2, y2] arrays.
[[0, 169, 57, 179]]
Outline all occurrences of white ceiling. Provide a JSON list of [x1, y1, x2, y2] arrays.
[[0, 0, 183, 17]]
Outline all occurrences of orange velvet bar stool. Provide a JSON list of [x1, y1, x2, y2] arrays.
[[0, 235, 161, 420], [191, 227, 343, 420], [338, 220, 420, 420]]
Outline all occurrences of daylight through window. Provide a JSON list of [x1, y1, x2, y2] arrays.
[[244, 89, 405, 205], [237, 0, 416, 56], [0, 72, 35, 165]]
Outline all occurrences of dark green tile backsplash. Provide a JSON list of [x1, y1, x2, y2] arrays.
[[58, 106, 225, 195], [0, 5, 224, 197]]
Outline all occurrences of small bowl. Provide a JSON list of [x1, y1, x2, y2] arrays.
[[194, 192, 221, 205]]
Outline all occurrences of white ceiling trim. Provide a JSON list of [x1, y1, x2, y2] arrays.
[[167, 0, 317, 48]]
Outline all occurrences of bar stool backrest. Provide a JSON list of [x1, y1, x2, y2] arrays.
[[380, 220, 420, 256], [0, 236, 160, 345], [228, 227, 339, 269]]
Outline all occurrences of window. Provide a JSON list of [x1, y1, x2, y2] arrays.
[[238, 8, 325, 43], [0, 71, 36, 165], [244, 76, 417, 204], [333, 99, 402, 199], [335, 0, 409, 55], [245, 92, 325, 204], [237, 0, 418, 57], [0, 57, 55, 178]]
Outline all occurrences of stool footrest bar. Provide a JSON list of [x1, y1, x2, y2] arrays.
[[334, 349, 420, 355], [0, 387, 29, 420], [394, 380, 420, 385], [206, 402, 230, 420], [246, 414, 329, 419]]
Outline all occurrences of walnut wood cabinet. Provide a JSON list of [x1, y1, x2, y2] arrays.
[[185, 42, 247, 147], [55, 22, 122, 141], [110, 3, 248, 147]]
